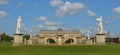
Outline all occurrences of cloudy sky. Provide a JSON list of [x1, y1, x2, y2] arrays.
[[0, 0, 120, 37]]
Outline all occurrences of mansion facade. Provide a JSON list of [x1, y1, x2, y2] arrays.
[[31, 28, 91, 45]]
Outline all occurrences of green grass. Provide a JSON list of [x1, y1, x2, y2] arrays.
[[0, 43, 120, 55]]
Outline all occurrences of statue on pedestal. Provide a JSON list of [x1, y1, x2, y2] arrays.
[[96, 16, 105, 44], [96, 16, 103, 34], [16, 16, 23, 34], [13, 16, 23, 46]]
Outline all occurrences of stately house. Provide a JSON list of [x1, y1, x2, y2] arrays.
[[31, 28, 90, 45]]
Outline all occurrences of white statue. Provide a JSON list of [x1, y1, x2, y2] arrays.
[[87, 30, 90, 39], [96, 16, 103, 33], [30, 30, 33, 39], [16, 16, 23, 34]]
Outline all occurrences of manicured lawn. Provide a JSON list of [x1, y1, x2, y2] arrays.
[[0, 43, 120, 55]]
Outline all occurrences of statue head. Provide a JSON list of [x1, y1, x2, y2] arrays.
[[18, 16, 22, 21], [96, 16, 102, 22], [19, 16, 22, 18], [96, 18, 100, 22], [100, 16, 102, 19]]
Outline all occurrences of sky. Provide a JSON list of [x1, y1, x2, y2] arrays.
[[0, 0, 120, 37]]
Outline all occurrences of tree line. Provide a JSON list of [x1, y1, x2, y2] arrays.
[[0, 33, 13, 42], [0, 33, 30, 42]]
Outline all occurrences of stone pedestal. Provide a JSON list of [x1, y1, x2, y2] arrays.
[[96, 33, 105, 44], [27, 39, 33, 45], [24, 38, 27, 45], [13, 34, 23, 46], [86, 39, 92, 45]]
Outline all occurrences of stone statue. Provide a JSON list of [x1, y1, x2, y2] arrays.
[[96, 16, 103, 34], [16, 16, 23, 34], [87, 30, 90, 39], [30, 30, 33, 39]]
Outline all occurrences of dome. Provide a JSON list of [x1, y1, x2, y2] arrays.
[[57, 28, 63, 31]]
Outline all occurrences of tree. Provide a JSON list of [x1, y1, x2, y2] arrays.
[[23, 35, 30, 40], [0, 33, 13, 42]]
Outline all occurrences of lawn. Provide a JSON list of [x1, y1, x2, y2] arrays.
[[0, 43, 120, 55]]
